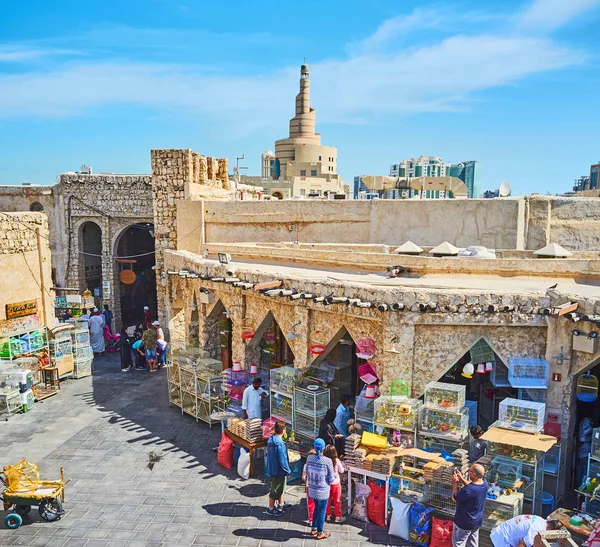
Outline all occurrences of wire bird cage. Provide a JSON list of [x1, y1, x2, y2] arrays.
[[577, 372, 599, 403], [390, 379, 409, 397], [507, 358, 550, 389]]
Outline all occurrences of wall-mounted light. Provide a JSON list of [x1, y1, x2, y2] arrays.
[[218, 253, 231, 265], [589, 332, 598, 339], [553, 346, 570, 366], [385, 337, 401, 354], [286, 321, 301, 340], [573, 329, 581, 336]]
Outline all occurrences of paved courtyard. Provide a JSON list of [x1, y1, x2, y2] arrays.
[[0, 353, 409, 547]]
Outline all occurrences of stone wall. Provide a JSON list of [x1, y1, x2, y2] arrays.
[[196, 196, 600, 251], [58, 173, 154, 326], [0, 212, 54, 325]]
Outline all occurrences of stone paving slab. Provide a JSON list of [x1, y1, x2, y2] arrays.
[[0, 353, 410, 546]]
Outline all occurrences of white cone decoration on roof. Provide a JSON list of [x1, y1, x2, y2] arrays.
[[393, 241, 423, 255], [429, 241, 460, 256], [533, 242, 573, 258]]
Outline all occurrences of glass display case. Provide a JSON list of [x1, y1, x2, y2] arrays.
[[293, 386, 330, 440], [73, 359, 92, 379], [270, 365, 300, 395], [417, 433, 468, 453], [49, 325, 74, 379], [498, 398, 545, 434], [374, 396, 422, 431], [355, 391, 376, 433], [423, 382, 466, 410], [418, 406, 469, 440], [487, 455, 523, 488], [508, 358, 550, 389], [0, 387, 21, 419]]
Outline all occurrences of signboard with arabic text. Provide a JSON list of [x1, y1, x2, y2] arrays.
[[6, 299, 39, 319]]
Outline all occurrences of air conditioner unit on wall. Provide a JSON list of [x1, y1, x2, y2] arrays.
[[573, 334, 598, 354]]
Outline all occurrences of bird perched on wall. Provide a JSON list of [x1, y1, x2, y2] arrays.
[[547, 283, 558, 289], [387, 265, 409, 278]]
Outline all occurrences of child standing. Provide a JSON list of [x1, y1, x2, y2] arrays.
[[302, 449, 316, 524], [323, 445, 346, 523]]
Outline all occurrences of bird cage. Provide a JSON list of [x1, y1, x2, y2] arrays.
[[390, 379, 409, 397], [577, 372, 599, 403], [355, 337, 376, 359], [240, 318, 256, 341], [308, 331, 326, 355]]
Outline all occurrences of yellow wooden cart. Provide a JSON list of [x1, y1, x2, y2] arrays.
[[1, 459, 69, 529]]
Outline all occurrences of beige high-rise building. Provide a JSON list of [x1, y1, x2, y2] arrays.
[[245, 62, 344, 199]]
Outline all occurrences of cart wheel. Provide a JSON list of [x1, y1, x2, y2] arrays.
[[38, 498, 64, 522], [14, 505, 31, 517], [5, 513, 22, 529]]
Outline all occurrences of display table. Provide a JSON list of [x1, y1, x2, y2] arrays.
[[547, 508, 596, 541], [224, 429, 267, 479], [347, 465, 390, 526]]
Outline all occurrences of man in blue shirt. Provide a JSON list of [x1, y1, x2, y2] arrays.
[[451, 463, 488, 547], [265, 420, 291, 517], [334, 395, 352, 437]]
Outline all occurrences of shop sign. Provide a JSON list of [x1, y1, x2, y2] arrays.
[[102, 280, 111, 300], [6, 299, 38, 319]]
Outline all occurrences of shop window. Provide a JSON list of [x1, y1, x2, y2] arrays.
[[300, 170, 306, 176], [300, 189, 306, 196], [311, 170, 317, 177]]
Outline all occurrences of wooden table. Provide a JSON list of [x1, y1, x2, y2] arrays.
[[548, 508, 596, 542], [224, 429, 267, 479]]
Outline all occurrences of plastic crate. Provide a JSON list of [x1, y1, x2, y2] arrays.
[[374, 396, 422, 431], [465, 400, 478, 427], [498, 398, 545, 434], [418, 406, 469, 440], [489, 455, 523, 488], [270, 366, 300, 395], [518, 388, 546, 403], [508, 358, 550, 389], [424, 382, 465, 409]]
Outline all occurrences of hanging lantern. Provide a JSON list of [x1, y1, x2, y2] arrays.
[[309, 330, 326, 355], [249, 363, 259, 375], [485, 361, 494, 373], [232, 361, 243, 373], [364, 384, 377, 399], [461, 363, 474, 379], [476, 363, 486, 374], [241, 318, 256, 341]]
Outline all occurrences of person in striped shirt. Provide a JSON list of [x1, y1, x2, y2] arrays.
[[304, 438, 335, 540]]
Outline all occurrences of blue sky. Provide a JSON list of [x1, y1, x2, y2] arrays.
[[1, 0, 599, 195]]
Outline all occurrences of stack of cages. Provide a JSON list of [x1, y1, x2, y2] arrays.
[[49, 325, 75, 380], [543, 438, 566, 505], [585, 436, 600, 517], [69, 319, 92, 379], [0, 369, 21, 419], [424, 481, 455, 517], [293, 385, 330, 455], [196, 365, 225, 427], [270, 365, 300, 426], [481, 493, 524, 532], [374, 396, 422, 449], [418, 382, 468, 452], [498, 398, 546, 434], [485, 429, 544, 515], [223, 368, 250, 418], [0, 327, 48, 361]]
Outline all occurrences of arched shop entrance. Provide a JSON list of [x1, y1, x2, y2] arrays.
[[79, 221, 102, 296], [311, 328, 360, 408], [436, 338, 517, 430], [248, 312, 295, 377], [116, 223, 156, 327]]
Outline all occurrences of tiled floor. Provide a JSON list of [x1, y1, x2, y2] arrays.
[[0, 353, 409, 546]]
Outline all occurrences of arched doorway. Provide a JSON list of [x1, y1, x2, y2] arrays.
[[272, 191, 284, 200], [80, 221, 102, 296], [30, 201, 44, 212], [116, 223, 156, 327]]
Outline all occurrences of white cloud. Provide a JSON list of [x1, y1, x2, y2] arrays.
[[518, 0, 600, 31], [0, 5, 587, 128]]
